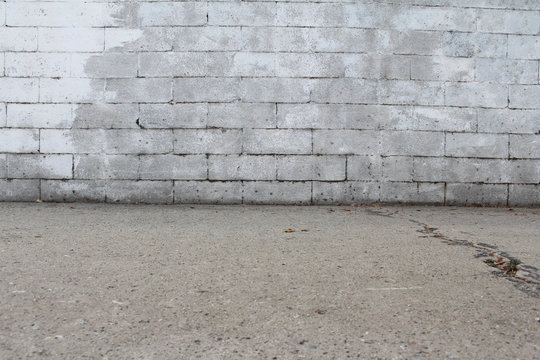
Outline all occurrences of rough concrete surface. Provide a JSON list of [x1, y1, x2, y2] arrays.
[[0, 203, 539, 359]]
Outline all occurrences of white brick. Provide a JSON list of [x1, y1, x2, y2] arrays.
[[209, 2, 276, 26], [241, 78, 312, 103], [174, 129, 242, 155], [508, 35, 540, 60], [510, 135, 540, 159], [40, 129, 106, 154], [7, 104, 72, 128], [243, 129, 311, 155], [0, 2, 4, 26], [276, 3, 355, 27], [0, 104, 6, 127], [40, 78, 104, 103], [73, 104, 138, 129], [411, 56, 474, 82], [509, 85, 540, 109], [311, 79, 377, 104], [344, 54, 410, 80], [0, 28, 38, 51], [391, 106, 477, 132], [445, 82, 507, 108], [476, 59, 538, 84], [7, 154, 72, 179], [173, 27, 242, 52], [391, 6, 476, 32], [139, 2, 207, 26], [478, 109, 540, 134], [0, 78, 39, 103], [140, 155, 207, 180], [381, 131, 444, 156], [74, 155, 139, 180], [446, 133, 508, 158], [39, 28, 104, 52], [276, 53, 344, 78], [277, 155, 346, 181], [208, 155, 276, 180], [377, 80, 444, 106], [0, 129, 39, 153], [140, 104, 207, 129], [105, 28, 172, 52], [478, 9, 540, 35], [5, 53, 71, 77], [105, 130, 173, 155], [208, 103, 276, 129], [6, 2, 111, 27], [313, 130, 380, 155]]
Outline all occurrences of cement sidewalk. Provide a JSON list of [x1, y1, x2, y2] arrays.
[[0, 203, 539, 359]]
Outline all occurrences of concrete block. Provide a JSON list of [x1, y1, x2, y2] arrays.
[[243, 181, 311, 205], [241, 27, 310, 52], [243, 129, 311, 154], [391, 106, 477, 132], [105, 28, 173, 52], [41, 180, 106, 203], [40, 78, 104, 103], [0, 154, 6, 178], [381, 131, 444, 156], [140, 155, 207, 180], [444, 32, 507, 58], [173, 27, 242, 52], [312, 181, 380, 204], [105, 78, 171, 103], [445, 82, 507, 108], [478, 9, 540, 35], [311, 79, 377, 104], [208, 52, 275, 77], [139, 2, 207, 26], [413, 158, 507, 183], [105, 130, 173, 155], [509, 85, 540, 109], [140, 104, 207, 129], [139, 52, 206, 77], [7, 104, 72, 129], [377, 80, 444, 106], [74, 155, 139, 180], [0, 78, 39, 103], [208, 155, 276, 180], [40, 129, 105, 154], [209, 2, 276, 26], [313, 130, 380, 155], [39, 28, 104, 52], [241, 78, 312, 103], [72, 53, 138, 78], [391, 6, 476, 31], [380, 182, 444, 204], [0, 103, 4, 127], [105, 180, 173, 204], [0, 2, 4, 26], [277, 156, 346, 181], [509, 184, 540, 207], [506, 160, 539, 183], [446, 184, 507, 207], [6, 2, 111, 27], [347, 156, 382, 181], [0, 129, 39, 153], [508, 35, 540, 60], [7, 154, 72, 179], [174, 129, 242, 155], [0, 180, 40, 202], [344, 54, 410, 80], [73, 104, 139, 129], [5, 53, 71, 78], [476, 59, 538, 84], [174, 78, 241, 103], [382, 156, 414, 181], [278, 104, 392, 130], [411, 56, 474, 82], [174, 181, 243, 204], [390, 30, 443, 56], [276, 53, 344, 78], [311, 28, 380, 53], [277, 3, 354, 27], [478, 109, 540, 134], [208, 103, 276, 129], [0, 27, 37, 51], [510, 135, 540, 159], [446, 133, 508, 158]]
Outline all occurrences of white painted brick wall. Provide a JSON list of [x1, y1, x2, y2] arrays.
[[0, 0, 538, 205]]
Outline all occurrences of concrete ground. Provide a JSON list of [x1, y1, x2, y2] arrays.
[[0, 203, 539, 359]]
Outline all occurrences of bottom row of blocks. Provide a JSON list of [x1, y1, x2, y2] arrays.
[[0, 179, 537, 206]]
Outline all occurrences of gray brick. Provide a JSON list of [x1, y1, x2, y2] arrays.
[[0, 180, 40, 202], [381, 131, 444, 156], [208, 103, 276, 129], [382, 156, 414, 181], [208, 52, 275, 77], [478, 9, 540, 35], [311, 79, 377, 104], [276, 53, 344, 78], [7, 154, 72, 179], [140, 104, 207, 129], [105, 130, 173, 155], [0, 103, 5, 127], [347, 156, 382, 181], [0, 129, 39, 153], [445, 82, 507, 108], [244, 129, 311, 155], [380, 182, 444, 204], [73, 53, 138, 78], [174, 181, 243, 204], [509, 184, 540, 207], [139, 52, 206, 77], [390, 6, 476, 32], [74, 155, 139, 180], [377, 80, 444, 106], [105, 28, 173, 52], [478, 109, 540, 134], [312, 181, 380, 204], [476, 59, 538, 84], [174, 129, 242, 155], [243, 181, 311, 205], [41, 180, 106, 203], [106, 180, 173, 204], [208, 155, 276, 181], [510, 135, 540, 159], [0, 154, 6, 178], [391, 106, 477, 132], [444, 32, 507, 58], [139, 2, 207, 26], [140, 155, 207, 180], [344, 54, 410, 80], [446, 184, 507, 206], [209, 2, 276, 26], [508, 35, 540, 60], [509, 85, 540, 109], [7, 104, 72, 129], [174, 78, 241, 103], [40, 129, 106, 154], [411, 56, 474, 82], [105, 78, 171, 103], [506, 160, 539, 183], [413, 157, 507, 183], [277, 156, 346, 181], [390, 30, 443, 56], [172, 27, 242, 52], [446, 133, 508, 158], [241, 78, 312, 103], [73, 104, 139, 129], [313, 130, 380, 155]]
